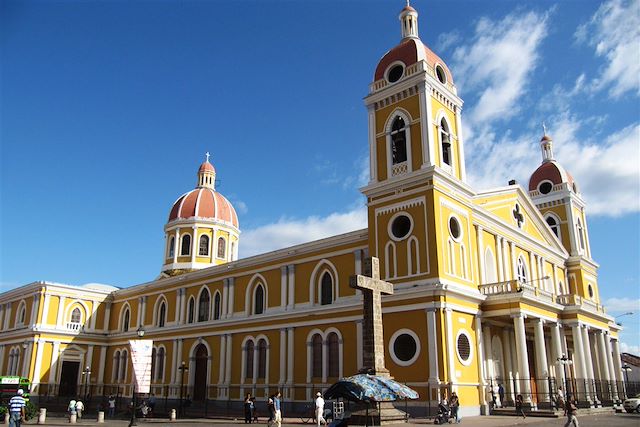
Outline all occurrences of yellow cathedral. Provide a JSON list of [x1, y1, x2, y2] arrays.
[[0, 4, 627, 418]]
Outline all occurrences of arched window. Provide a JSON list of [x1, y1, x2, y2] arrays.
[[516, 256, 528, 284], [217, 237, 226, 259], [245, 341, 254, 379], [187, 297, 195, 324], [113, 350, 121, 382], [120, 350, 128, 381], [199, 235, 210, 256], [327, 332, 339, 378], [254, 285, 264, 315], [546, 215, 560, 238], [17, 303, 26, 326], [122, 308, 130, 332], [198, 289, 210, 322], [213, 292, 221, 320], [70, 307, 82, 324], [390, 117, 408, 165], [180, 234, 191, 256], [385, 242, 396, 279], [408, 237, 419, 275], [440, 118, 452, 166], [257, 339, 267, 379], [577, 219, 585, 251], [168, 236, 175, 258], [156, 347, 165, 381], [150, 347, 157, 381], [157, 301, 166, 327], [320, 272, 333, 305], [312, 334, 323, 378]]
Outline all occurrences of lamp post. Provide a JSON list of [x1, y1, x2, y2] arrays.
[[615, 312, 633, 324], [128, 326, 145, 427], [622, 364, 632, 398], [178, 361, 189, 417], [82, 366, 91, 402], [557, 354, 573, 397]]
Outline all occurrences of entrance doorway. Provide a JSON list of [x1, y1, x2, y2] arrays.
[[59, 361, 80, 397], [193, 344, 208, 401]]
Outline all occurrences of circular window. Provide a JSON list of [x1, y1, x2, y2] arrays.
[[390, 214, 412, 240], [449, 216, 461, 240], [456, 330, 473, 365], [435, 64, 447, 84], [588, 284, 594, 298], [539, 181, 553, 194], [389, 329, 421, 366], [387, 64, 404, 83]]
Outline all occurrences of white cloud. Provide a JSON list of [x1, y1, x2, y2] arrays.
[[620, 342, 640, 355], [233, 200, 248, 215], [575, 0, 640, 98], [437, 30, 461, 52], [603, 297, 640, 313], [452, 10, 549, 124], [239, 206, 367, 258]]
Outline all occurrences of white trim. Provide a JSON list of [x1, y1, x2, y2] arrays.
[[245, 273, 268, 316], [309, 260, 340, 306], [384, 60, 406, 84], [388, 328, 421, 367], [455, 328, 474, 367], [387, 211, 414, 241]]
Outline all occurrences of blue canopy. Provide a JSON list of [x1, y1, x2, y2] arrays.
[[324, 374, 419, 402]]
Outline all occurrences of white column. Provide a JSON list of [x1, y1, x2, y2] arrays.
[[476, 226, 485, 283], [97, 346, 107, 385], [280, 266, 287, 309], [530, 253, 538, 286], [367, 105, 377, 182], [227, 278, 235, 318], [0, 304, 4, 330], [482, 326, 493, 380], [551, 323, 565, 384], [509, 241, 517, 281], [455, 106, 467, 180], [0, 345, 5, 377], [218, 335, 226, 384], [426, 309, 439, 383], [611, 339, 623, 382], [172, 229, 179, 263], [22, 341, 33, 378], [4, 303, 12, 329], [595, 331, 611, 382], [512, 314, 531, 401], [286, 328, 294, 385], [422, 84, 436, 166], [321, 337, 328, 383], [533, 319, 550, 403], [252, 344, 259, 384], [502, 328, 515, 401], [604, 333, 619, 400], [287, 265, 296, 309], [571, 324, 589, 401], [31, 339, 46, 389], [56, 296, 65, 327], [279, 329, 286, 383], [49, 342, 61, 384], [476, 316, 488, 409], [356, 320, 363, 370], [224, 335, 232, 384], [222, 279, 229, 318], [581, 326, 596, 382], [29, 293, 40, 326], [190, 226, 197, 263], [445, 308, 456, 388]]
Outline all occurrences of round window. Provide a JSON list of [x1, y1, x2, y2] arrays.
[[435, 64, 447, 84], [449, 216, 461, 240], [539, 181, 553, 194], [457, 332, 471, 363], [390, 214, 412, 240], [387, 64, 404, 83], [389, 329, 420, 366]]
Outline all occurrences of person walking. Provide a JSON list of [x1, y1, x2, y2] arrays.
[[563, 395, 579, 427], [557, 386, 566, 413], [267, 396, 275, 427], [515, 394, 526, 419], [8, 389, 26, 427], [315, 392, 327, 426], [273, 391, 282, 427], [244, 393, 253, 423], [107, 395, 116, 418], [75, 399, 84, 419], [68, 399, 77, 421], [498, 384, 505, 408], [449, 392, 460, 423]]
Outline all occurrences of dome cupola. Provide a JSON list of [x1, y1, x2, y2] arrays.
[[528, 127, 579, 196]]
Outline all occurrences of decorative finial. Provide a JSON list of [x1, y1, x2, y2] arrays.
[[542, 122, 547, 136], [205, 151, 210, 163], [406, 0, 410, 6]]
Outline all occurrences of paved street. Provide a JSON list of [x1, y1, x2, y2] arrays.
[[24, 413, 640, 427]]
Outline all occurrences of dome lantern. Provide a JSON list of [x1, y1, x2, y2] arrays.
[[197, 152, 216, 190], [540, 123, 554, 163], [399, 1, 419, 40]]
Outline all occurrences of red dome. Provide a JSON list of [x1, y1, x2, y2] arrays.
[[198, 161, 215, 173], [168, 188, 239, 228], [374, 38, 454, 84], [528, 161, 575, 192]]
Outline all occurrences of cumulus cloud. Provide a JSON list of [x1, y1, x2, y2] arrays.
[[239, 207, 367, 258], [620, 342, 640, 355], [452, 10, 549, 124], [575, 0, 640, 98], [603, 297, 640, 313]]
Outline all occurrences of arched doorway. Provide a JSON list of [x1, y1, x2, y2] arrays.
[[193, 344, 208, 401]]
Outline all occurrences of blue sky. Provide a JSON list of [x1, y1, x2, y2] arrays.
[[1, 0, 638, 352]]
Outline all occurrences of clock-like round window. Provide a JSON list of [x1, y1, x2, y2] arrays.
[[387, 64, 405, 83], [456, 331, 472, 365], [539, 181, 553, 194], [435, 64, 447, 84], [389, 329, 421, 366], [390, 214, 412, 240], [449, 216, 461, 240]]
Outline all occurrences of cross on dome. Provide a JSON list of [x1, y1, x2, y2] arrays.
[[205, 151, 210, 163]]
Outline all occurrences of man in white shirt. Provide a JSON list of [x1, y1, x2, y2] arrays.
[[315, 392, 327, 426]]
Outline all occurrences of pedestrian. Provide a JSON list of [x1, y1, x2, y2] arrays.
[[8, 389, 26, 427], [563, 394, 579, 427], [515, 394, 526, 418], [148, 393, 156, 417], [75, 399, 85, 419], [108, 395, 116, 418], [274, 391, 282, 427], [449, 392, 460, 423], [267, 396, 275, 427], [251, 397, 258, 422], [68, 399, 77, 420], [557, 386, 565, 413], [244, 393, 253, 423], [315, 392, 327, 426], [498, 384, 505, 408]]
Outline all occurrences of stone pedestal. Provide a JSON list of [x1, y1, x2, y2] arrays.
[[97, 411, 105, 423], [37, 408, 47, 424], [349, 402, 408, 426]]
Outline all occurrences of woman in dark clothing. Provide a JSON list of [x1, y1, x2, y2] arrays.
[[449, 392, 460, 423], [515, 394, 526, 419], [244, 393, 253, 423], [267, 396, 275, 427]]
